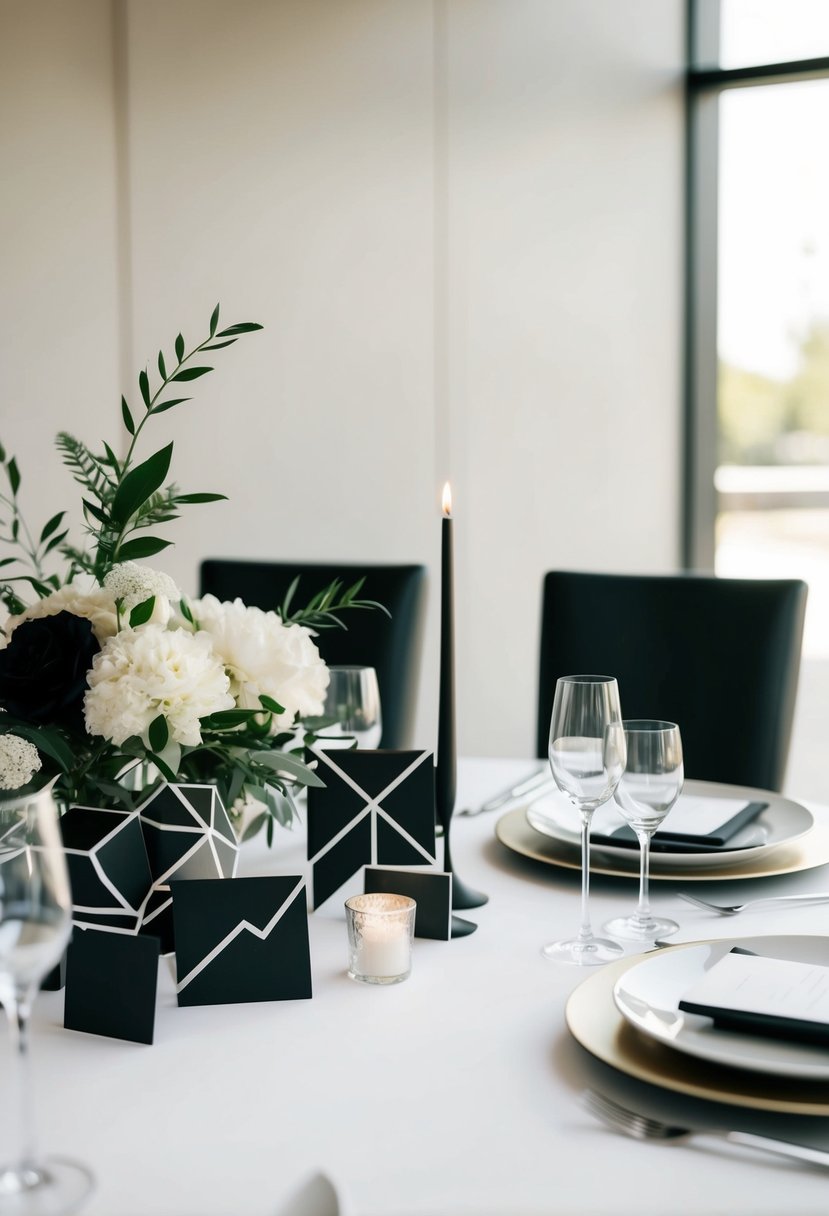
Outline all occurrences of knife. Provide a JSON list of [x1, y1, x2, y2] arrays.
[[460, 767, 553, 816]]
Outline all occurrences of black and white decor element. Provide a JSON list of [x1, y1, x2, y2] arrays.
[[59, 806, 153, 934], [138, 782, 239, 952], [171, 876, 312, 1007], [364, 866, 452, 941], [64, 927, 161, 1045], [307, 750, 437, 909]]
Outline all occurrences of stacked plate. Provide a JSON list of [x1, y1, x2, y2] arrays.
[[495, 778, 829, 882], [565, 935, 829, 1114]]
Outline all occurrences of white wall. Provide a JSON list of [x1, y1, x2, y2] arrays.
[[0, 0, 685, 758]]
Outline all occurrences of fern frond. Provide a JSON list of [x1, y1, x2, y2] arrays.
[[55, 433, 115, 503]]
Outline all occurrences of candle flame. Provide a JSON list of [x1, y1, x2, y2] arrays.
[[441, 481, 452, 517]]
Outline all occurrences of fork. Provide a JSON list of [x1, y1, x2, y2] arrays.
[[678, 891, 829, 916], [583, 1089, 829, 1168]]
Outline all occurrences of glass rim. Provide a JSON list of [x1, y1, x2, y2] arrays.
[[618, 719, 679, 733], [328, 665, 377, 674], [344, 893, 416, 916], [557, 674, 618, 685]]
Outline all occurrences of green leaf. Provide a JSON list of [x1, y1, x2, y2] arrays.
[[209, 303, 220, 337], [201, 340, 237, 351], [129, 595, 156, 627], [201, 709, 261, 729], [9, 724, 74, 773], [217, 323, 263, 336], [116, 536, 173, 560], [178, 597, 195, 625], [139, 370, 151, 409], [158, 350, 167, 380], [145, 749, 178, 783], [259, 694, 286, 715], [148, 714, 169, 753], [102, 442, 121, 472], [171, 366, 213, 382], [175, 333, 185, 362], [241, 812, 268, 843], [121, 396, 135, 435], [174, 492, 227, 504], [82, 498, 111, 525], [252, 749, 326, 787], [111, 442, 174, 525], [0, 441, 6, 462], [43, 529, 69, 555], [39, 511, 65, 543], [7, 457, 20, 496], [149, 397, 190, 416]]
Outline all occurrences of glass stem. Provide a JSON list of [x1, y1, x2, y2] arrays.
[[635, 829, 654, 928], [578, 810, 594, 942], [5, 987, 37, 1174]]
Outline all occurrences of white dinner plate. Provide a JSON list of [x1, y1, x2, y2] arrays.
[[525, 778, 814, 871], [613, 934, 829, 1079]]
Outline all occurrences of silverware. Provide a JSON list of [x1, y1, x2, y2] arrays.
[[457, 767, 552, 816], [678, 891, 829, 916], [583, 1089, 829, 1169]]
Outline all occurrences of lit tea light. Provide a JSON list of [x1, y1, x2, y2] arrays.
[[345, 893, 416, 985]]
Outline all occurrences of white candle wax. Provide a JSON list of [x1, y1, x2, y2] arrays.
[[355, 917, 411, 978]]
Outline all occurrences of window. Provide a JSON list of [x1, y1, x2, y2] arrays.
[[687, 0, 829, 659]]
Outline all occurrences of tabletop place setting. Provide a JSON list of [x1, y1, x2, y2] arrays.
[[1, 307, 829, 1216]]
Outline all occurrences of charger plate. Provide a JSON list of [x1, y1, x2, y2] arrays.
[[526, 779, 814, 871], [495, 805, 829, 882], [565, 937, 829, 1115]]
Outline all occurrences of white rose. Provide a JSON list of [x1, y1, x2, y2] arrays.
[[84, 624, 234, 747], [188, 595, 329, 730]]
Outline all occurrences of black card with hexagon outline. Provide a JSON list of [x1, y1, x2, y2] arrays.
[[307, 749, 436, 908]]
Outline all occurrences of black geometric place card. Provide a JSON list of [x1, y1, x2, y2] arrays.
[[137, 783, 239, 953], [365, 866, 452, 940], [64, 927, 160, 1045], [59, 806, 153, 933], [171, 876, 312, 1007], [307, 750, 436, 909]]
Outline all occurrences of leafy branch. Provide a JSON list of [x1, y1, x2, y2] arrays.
[[280, 575, 389, 631]]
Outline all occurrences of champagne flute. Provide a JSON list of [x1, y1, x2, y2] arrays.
[[543, 675, 626, 965], [0, 784, 93, 1213], [320, 666, 382, 749], [604, 720, 684, 941]]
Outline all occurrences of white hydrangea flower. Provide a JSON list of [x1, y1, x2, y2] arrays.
[[84, 623, 234, 747], [0, 734, 42, 790], [188, 595, 329, 730], [103, 562, 180, 627], [2, 584, 118, 647]]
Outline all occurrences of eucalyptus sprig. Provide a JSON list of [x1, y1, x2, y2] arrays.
[[280, 575, 389, 630]]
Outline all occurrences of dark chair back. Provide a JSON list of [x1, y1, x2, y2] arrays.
[[199, 560, 426, 749], [536, 570, 807, 791]]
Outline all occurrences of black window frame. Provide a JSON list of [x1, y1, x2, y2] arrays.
[[684, 0, 829, 569]]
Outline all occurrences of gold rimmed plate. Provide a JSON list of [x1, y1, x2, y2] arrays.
[[495, 804, 829, 882], [565, 937, 829, 1115]]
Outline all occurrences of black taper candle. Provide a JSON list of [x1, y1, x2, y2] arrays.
[[435, 485, 456, 832]]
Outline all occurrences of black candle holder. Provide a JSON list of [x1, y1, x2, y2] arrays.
[[436, 796, 488, 936]]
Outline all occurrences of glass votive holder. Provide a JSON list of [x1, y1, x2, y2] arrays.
[[345, 893, 416, 985]]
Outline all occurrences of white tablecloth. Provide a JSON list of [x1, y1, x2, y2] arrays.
[[15, 758, 829, 1216]]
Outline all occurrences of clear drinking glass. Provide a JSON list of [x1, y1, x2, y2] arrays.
[[543, 675, 626, 965], [321, 666, 382, 749], [604, 720, 684, 942], [0, 784, 93, 1214]]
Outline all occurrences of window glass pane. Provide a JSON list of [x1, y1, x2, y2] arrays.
[[717, 79, 829, 658], [695, 0, 829, 69]]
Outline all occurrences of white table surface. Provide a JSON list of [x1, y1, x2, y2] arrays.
[[13, 757, 829, 1216]]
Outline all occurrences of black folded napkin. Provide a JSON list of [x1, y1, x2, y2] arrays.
[[678, 948, 829, 1046], [592, 800, 768, 854]]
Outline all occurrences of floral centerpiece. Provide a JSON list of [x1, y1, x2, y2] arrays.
[[0, 305, 380, 843]]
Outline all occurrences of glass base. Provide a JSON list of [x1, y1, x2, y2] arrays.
[[603, 914, 679, 942], [541, 935, 623, 966], [0, 1157, 93, 1215], [347, 969, 410, 985]]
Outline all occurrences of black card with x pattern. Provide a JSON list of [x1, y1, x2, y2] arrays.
[[306, 749, 436, 908]]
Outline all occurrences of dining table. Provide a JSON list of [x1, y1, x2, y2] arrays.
[[16, 756, 829, 1216]]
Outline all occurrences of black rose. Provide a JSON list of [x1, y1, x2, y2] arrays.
[[0, 611, 101, 731]]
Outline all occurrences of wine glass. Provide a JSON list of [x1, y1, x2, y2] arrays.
[[0, 784, 93, 1214], [543, 675, 626, 965], [604, 720, 684, 942], [320, 666, 382, 749]]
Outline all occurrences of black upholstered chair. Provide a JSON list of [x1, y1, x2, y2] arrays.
[[536, 571, 808, 792], [199, 560, 426, 749]]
